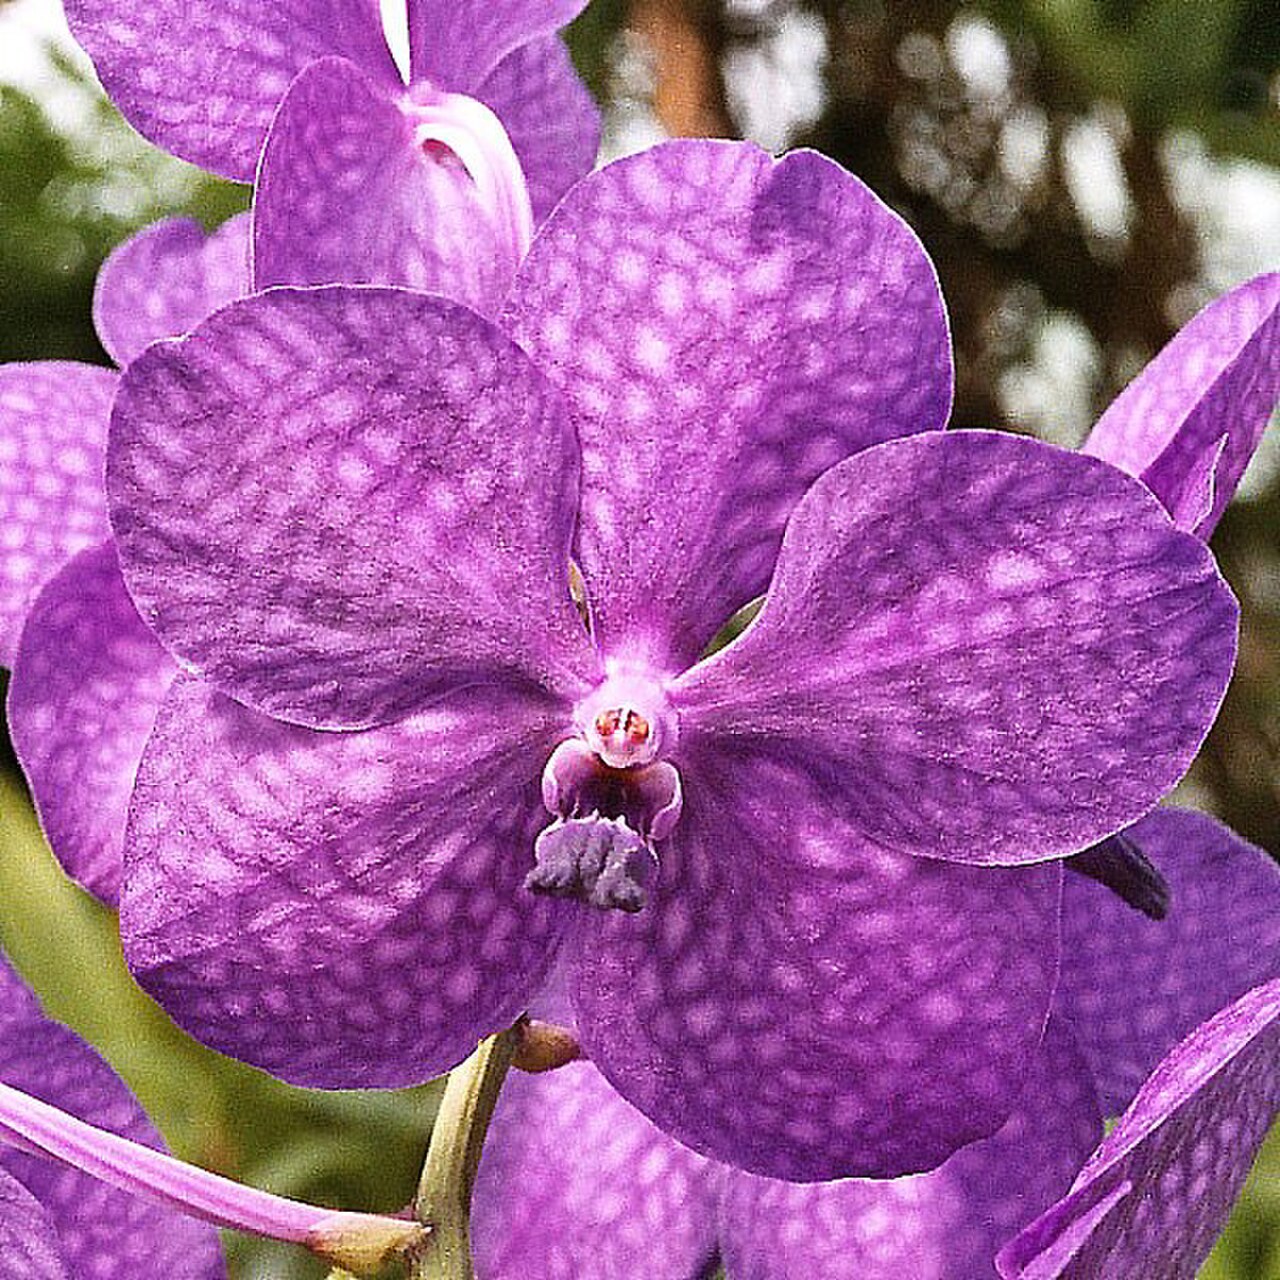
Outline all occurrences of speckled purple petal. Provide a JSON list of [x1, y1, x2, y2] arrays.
[[0, 1174, 68, 1280], [108, 287, 598, 730], [64, 0, 399, 181], [675, 430, 1238, 867], [0, 961, 224, 1277], [474, 38, 600, 223], [503, 140, 952, 670], [571, 745, 1062, 1181], [252, 58, 511, 306], [1082, 273, 1280, 538], [93, 215, 250, 368], [121, 677, 570, 1087], [472, 1060, 720, 1279], [8, 542, 176, 907], [997, 979, 1280, 1280], [0, 960, 40, 1030], [0, 364, 115, 666], [1057, 807, 1280, 1114], [720, 1018, 1101, 1279], [407, 0, 588, 90]]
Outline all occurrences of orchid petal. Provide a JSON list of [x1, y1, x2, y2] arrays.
[[504, 140, 952, 671], [474, 38, 601, 223], [1082, 273, 1280, 539], [93, 215, 250, 367], [407, 0, 588, 90], [0, 1174, 68, 1280], [107, 287, 598, 730], [1057, 807, 1280, 1113], [997, 979, 1280, 1279], [0, 363, 115, 665], [719, 1019, 1101, 1279], [64, 0, 399, 180], [675, 430, 1237, 866], [8, 543, 176, 906], [0, 961, 40, 1030], [571, 746, 1062, 1181], [472, 1060, 721, 1279], [120, 678, 570, 1087], [253, 58, 513, 308]]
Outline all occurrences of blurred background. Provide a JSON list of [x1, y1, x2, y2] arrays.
[[0, 0, 1276, 1274]]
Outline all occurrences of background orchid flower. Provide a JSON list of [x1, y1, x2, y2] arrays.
[[0, 950, 225, 1277], [100, 140, 1240, 1182], [64, 0, 601, 306], [998, 807, 1280, 1278], [468, 807, 1280, 1279], [1081, 271, 1280, 539], [0, 213, 247, 664], [0, 948, 433, 1276], [2, 215, 249, 905], [999, 980, 1280, 1280]]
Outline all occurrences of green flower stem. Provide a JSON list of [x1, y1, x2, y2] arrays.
[[411, 1025, 521, 1280]]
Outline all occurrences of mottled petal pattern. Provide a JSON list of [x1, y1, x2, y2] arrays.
[[474, 38, 601, 223], [8, 543, 177, 906], [997, 979, 1280, 1280], [0, 963, 224, 1278], [472, 1061, 721, 1279], [572, 746, 1062, 1180], [253, 58, 511, 307], [0, 960, 40, 1030], [0, 364, 116, 665], [108, 287, 598, 730], [1057, 807, 1280, 1113], [93, 215, 250, 367], [0, 1174, 69, 1280], [676, 431, 1238, 866], [407, 0, 588, 90], [64, 0, 400, 180], [720, 1019, 1101, 1279], [504, 140, 952, 670], [1083, 273, 1280, 538], [121, 679, 570, 1087]]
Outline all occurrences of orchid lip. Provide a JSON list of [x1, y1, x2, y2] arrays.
[[529, 674, 684, 912], [403, 84, 535, 269]]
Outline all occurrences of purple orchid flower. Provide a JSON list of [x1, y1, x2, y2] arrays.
[[467, 807, 1280, 1279], [65, 0, 600, 306], [94, 139, 1244, 1183], [8, 178, 1274, 926], [1, 215, 249, 904], [0, 951, 225, 1277]]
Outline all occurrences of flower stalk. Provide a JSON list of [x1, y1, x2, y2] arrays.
[[0, 1082, 424, 1274], [412, 1024, 521, 1280]]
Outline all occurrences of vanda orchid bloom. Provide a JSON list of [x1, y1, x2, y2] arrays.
[[65, 0, 600, 305], [468, 807, 1280, 1280], [91, 140, 1245, 1183], [6, 194, 1274, 919]]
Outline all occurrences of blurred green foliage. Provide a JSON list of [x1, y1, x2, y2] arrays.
[[0, 1, 1277, 1276]]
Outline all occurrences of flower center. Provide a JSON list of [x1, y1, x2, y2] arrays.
[[403, 84, 535, 271], [526, 673, 683, 913]]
